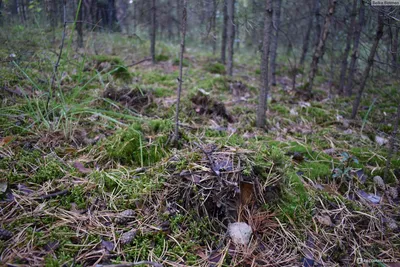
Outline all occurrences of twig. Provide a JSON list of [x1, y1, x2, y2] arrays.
[[95, 261, 162, 267], [46, 0, 67, 113], [36, 190, 69, 201], [126, 58, 151, 67], [193, 141, 220, 177], [173, 0, 188, 142], [1, 86, 24, 96]]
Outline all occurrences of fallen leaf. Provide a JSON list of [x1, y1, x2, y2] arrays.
[[323, 148, 336, 155], [73, 161, 91, 174], [240, 181, 254, 206], [0, 136, 13, 147], [315, 215, 333, 226], [357, 190, 381, 204], [101, 239, 114, 252], [0, 182, 7, 193]]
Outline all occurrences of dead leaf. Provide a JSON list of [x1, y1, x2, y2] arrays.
[[73, 161, 91, 174], [0, 136, 13, 147], [323, 148, 336, 155], [315, 215, 333, 226], [101, 239, 114, 252], [0, 182, 7, 193], [357, 190, 381, 204], [240, 182, 254, 206]]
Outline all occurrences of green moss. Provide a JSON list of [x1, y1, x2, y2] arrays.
[[155, 54, 169, 62], [153, 87, 174, 97], [299, 161, 332, 180], [33, 160, 65, 184], [279, 171, 313, 224], [173, 57, 189, 67], [59, 186, 87, 209], [300, 106, 333, 124], [204, 62, 226, 74], [197, 76, 228, 91], [270, 103, 290, 116], [105, 122, 170, 166], [92, 55, 123, 65]]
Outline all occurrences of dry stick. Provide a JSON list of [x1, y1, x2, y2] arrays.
[[126, 57, 151, 67], [36, 190, 69, 201], [384, 103, 400, 180], [95, 261, 162, 267], [173, 0, 188, 142], [46, 0, 67, 114]]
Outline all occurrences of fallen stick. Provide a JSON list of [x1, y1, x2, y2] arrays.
[[127, 58, 152, 67], [36, 190, 69, 201], [95, 261, 162, 267]]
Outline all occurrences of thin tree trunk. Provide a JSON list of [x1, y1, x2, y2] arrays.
[[345, 0, 364, 96], [221, 0, 228, 64], [150, 0, 156, 64], [0, 0, 3, 26], [212, 0, 217, 55], [174, 0, 187, 142], [351, 12, 384, 119], [391, 26, 399, 75], [226, 0, 235, 76], [76, 0, 83, 49], [20, 0, 26, 24], [313, 0, 321, 48], [307, 0, 337, 93], [256, 0, 273, 129], [300, 2, 313, 66], [385, 103, 400, 180], [270, 0, 282, 86], [338, 0, 357, 95]]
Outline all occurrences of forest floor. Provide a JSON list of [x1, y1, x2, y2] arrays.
[[0, 28, 400, 267]]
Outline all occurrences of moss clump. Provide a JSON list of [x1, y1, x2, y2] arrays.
[[153, 87, 174, 97], [105, 121, 170, 166], [204, 62, 226, 74], [172, 57, 189, 67], [299, 161, 332, 180], [93, 55, 123, 65], [197, 76, 228, 91], [33, 160, 65, 184], [92, 55, 132, 81], [155, 54, 169, 62]]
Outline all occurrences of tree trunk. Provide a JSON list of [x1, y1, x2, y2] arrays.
[[256, 0, 273, 129], [174, 0, 187, 142], [270, 0, 282, 86], [307, 0, 337, 93], [221, 0, 228, 64], [0, 0, 3, 26], [391, 26, 399, 75], [212, 0, 217, 55], [76, 0, 83, 49], [300, 1, 313, 65], [338, 0, 357, 95], [226, 0, 235, 76], [20, 0, 26, 24], [351, 12, 384, 119], [345, 0, 364, 96], [313, 0, 321, 48], [150, 0, 156, 64]]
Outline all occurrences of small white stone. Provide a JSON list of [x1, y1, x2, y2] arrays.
[[228, 222, 252, 245], [375, 136, 388, 146]]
